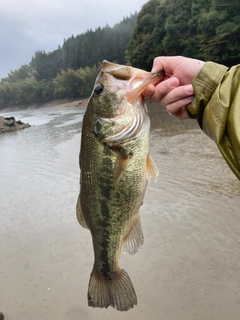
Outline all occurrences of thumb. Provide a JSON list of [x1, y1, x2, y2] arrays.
[[151, 57, 166, 73], [151, 56, 181, 75]]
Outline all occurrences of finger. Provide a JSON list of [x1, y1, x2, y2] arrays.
[[161, 84, 194, 106], [144, 84, 155, 97], [166, 96, 194, 120], [167, 106, 190, 120], [151, 57, 165, 73], [149, 77, 179, 102], [151, 56, 181, 74]]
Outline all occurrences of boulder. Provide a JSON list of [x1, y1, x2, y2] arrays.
[[0, 116, 31, 133]]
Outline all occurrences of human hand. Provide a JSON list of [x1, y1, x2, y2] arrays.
[[145, 56, 205, 119]]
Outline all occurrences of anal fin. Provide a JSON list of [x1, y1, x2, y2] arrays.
[[123, 215, 144, 255]]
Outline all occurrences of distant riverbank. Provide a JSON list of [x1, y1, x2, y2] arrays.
[[52, 98, 88, 109], [0, 98, 89, 113], [0, 98, 88, 133]]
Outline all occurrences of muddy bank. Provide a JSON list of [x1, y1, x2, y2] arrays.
[[1, 98, 89, 112], [52, 98, 88, 109], [0, 116, 31, 133]]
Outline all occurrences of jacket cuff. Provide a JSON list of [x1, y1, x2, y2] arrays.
[[186, 62, 228, 127]]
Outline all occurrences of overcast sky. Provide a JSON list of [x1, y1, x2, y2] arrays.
[[0, 0, 147, 79]]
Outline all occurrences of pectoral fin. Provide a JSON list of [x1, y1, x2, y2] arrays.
[[113, 150, 133, 185], [76, 194, 89, 229], [146, 155, 159, 182]]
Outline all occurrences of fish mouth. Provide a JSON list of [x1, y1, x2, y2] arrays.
[[126, 70, 165, 104], [102, 60, 164, 102], [94, 63, 164, 144]]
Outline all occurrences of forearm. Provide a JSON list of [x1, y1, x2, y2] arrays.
[[187, 62, 240, 179]]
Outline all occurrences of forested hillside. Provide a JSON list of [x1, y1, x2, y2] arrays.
[[0, 14, 137, 109], [127, 0, 240, 70], [1, 0, 240, 110]]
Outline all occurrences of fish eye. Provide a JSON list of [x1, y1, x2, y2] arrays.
[[94, 84, 104, 95]]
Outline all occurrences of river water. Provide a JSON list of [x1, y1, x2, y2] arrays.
[[0, 103, 240, 320]]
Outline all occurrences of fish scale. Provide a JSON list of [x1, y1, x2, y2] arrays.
[[76, 60, 164, 311]]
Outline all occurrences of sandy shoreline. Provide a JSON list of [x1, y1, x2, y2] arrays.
[[52, 98, 88, 109], [0, 98, 89, 113]]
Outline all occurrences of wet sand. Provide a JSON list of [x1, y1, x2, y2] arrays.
[[0, 104, 240, 320], [53, 99, 88, 109]]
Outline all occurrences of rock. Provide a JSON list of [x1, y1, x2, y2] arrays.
[[4, 118, 15, 126], [0, 116, 31, 133], [4, 116, 15, 120]]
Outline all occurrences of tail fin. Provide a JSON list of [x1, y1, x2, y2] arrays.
[[88, 269, 137, 311]]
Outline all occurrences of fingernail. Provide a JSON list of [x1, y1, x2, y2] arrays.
[[185, 85, 194, 95]]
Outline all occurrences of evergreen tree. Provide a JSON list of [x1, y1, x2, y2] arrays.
[[126, 0, 160, 70], [127, 0, 240, 69], [2, 2, 240, 110]]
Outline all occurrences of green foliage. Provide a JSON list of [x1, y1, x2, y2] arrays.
[[30, 14, 137, 78], [197, 1, 240, 65], [5, 65, 32, 83], [52, 65, 101, 99], [76, 64, 101, 96], [53, 69, 83, 99], [127, 0, 240, 69], [126, 0, 160, 70], [0, 76, 37, 107], [0, 64, 101, 109], [1, 1, 240, 110]]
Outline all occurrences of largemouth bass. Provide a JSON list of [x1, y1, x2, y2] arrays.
[[76, 61, 164, 311]]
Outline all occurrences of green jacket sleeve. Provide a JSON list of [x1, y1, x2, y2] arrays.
[[187, 62, 240, 179]]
